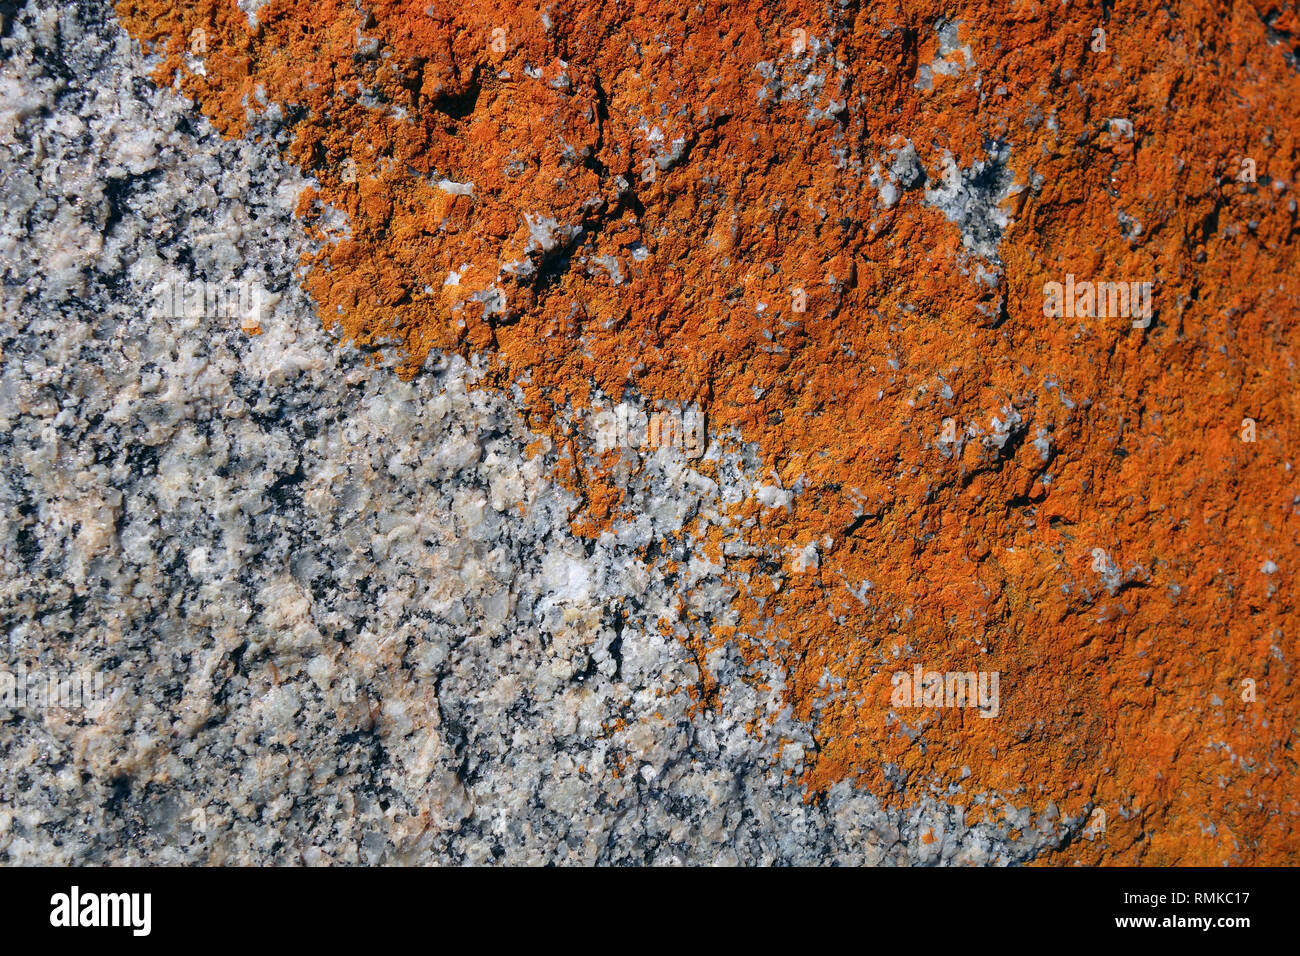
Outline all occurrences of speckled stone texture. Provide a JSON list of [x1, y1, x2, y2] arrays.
[[0, 0, 1073, 864], [5, 0, 1299, 865]]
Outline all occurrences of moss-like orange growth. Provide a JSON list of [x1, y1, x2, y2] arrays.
[[118, 0, 1300, 864]]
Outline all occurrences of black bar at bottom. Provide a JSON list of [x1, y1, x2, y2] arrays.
[[0, 864, 1287, 944]]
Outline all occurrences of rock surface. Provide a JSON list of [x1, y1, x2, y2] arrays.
[[0, 0, 1297, 864]]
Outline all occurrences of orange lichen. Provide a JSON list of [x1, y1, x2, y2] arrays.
[[117, 0, 1300, 863]]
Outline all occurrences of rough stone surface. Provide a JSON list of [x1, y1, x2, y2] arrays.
[[1, 0, 1070, 865], [1, 0, 1297, 864]]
